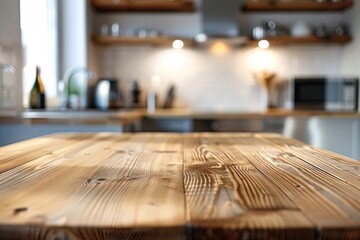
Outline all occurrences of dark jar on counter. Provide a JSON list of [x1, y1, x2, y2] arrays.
[[131, 80, 141, 108]]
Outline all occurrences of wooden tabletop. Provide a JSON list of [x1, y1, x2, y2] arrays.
[[0, 133, 359, 240]]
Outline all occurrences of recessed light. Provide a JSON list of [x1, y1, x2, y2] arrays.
[[172, 40, 184, 49], [258, 40, 270, 49]]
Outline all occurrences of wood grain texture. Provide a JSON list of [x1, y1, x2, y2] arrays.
[[0, 133, 360, 239], [183, 133, 314, 240], [0, 133, 186, 240], [182, 133, 360, 240]]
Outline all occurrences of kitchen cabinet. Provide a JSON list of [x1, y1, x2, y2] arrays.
[[0, 110, 144, 146], [142, 118, 192, 132], [92, 0, 195, 12], [283, 117, 360, 160], [0, 124, 123, 146], [144, 118, 283, 133], [192, 119, 264, 132], [311, 118, 360, 160]]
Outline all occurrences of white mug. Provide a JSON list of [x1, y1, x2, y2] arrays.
[[291, 21, 312, 37], [111, 23, 120, 36]]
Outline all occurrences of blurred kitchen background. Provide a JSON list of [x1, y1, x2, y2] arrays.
[[0, 0, 359, 160]]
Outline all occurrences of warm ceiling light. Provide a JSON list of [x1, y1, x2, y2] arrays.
[[172, 40, 184, 49], [258, 40, 270, 49], [210, 42, 229, 55]]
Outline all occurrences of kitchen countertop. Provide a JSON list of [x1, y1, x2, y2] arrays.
[[0, 109, 145, 125], [0, 133, 359, 239], [1, 108, 360, 125], [145, 108, 360, 119]]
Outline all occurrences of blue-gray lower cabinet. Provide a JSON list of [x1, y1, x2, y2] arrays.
[[283, 118, 360, 161], [0, 124, 123, 146]]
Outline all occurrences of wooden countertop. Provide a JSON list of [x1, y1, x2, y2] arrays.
[[0, 133, 359, 239], [146, 109, 360, 119], [1, 109, 360, 125], [0, 109, 145, 125]]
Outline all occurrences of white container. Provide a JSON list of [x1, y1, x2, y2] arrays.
[[111, 23, 120, 36], [147, 91, 157, 113], [291, 22, 312, 37]]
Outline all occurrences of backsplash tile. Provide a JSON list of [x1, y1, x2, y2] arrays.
[[97, 45, 344, 111]]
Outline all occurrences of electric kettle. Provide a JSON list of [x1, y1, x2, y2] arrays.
[[94, 79, 122, 109]]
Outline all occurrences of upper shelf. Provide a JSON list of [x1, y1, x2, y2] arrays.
[[242, 0, 353, 12], [247, 35, 352, 46], [92, 35, 194, 47], [92, 0, 195, 12], [93, 35, 352, 48]]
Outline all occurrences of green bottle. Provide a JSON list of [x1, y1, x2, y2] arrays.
[[29, 66, 46, 109]]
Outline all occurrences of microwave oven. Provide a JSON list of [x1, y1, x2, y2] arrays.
[[275, 77, 359, 111]]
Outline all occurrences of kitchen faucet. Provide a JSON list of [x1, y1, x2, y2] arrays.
[[0, 63, 16, 73], [61, 67, 95, 110]]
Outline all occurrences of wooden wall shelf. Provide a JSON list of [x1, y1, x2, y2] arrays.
[[247, 35, 352, 46], [92, 0, 195, 12], [242, 1, 353, 12], [92, 36, 194, 47], [93, 35, 351, 48]]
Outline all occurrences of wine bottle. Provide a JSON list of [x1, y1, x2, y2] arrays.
[[29, 66, 46, 109]]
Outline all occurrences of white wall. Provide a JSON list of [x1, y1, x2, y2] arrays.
[[0, 0, 22, 114], [94, 13, 201, 38], [342, 1, 360, 76], [99, 44, 345, 111], [87, 0, 100, 86], [58, 0, 89, 108], [0, 0, 21, 45], [92, 8, 353, 111], [342, 1, 360, 112], [58, 0, 87, 75]]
